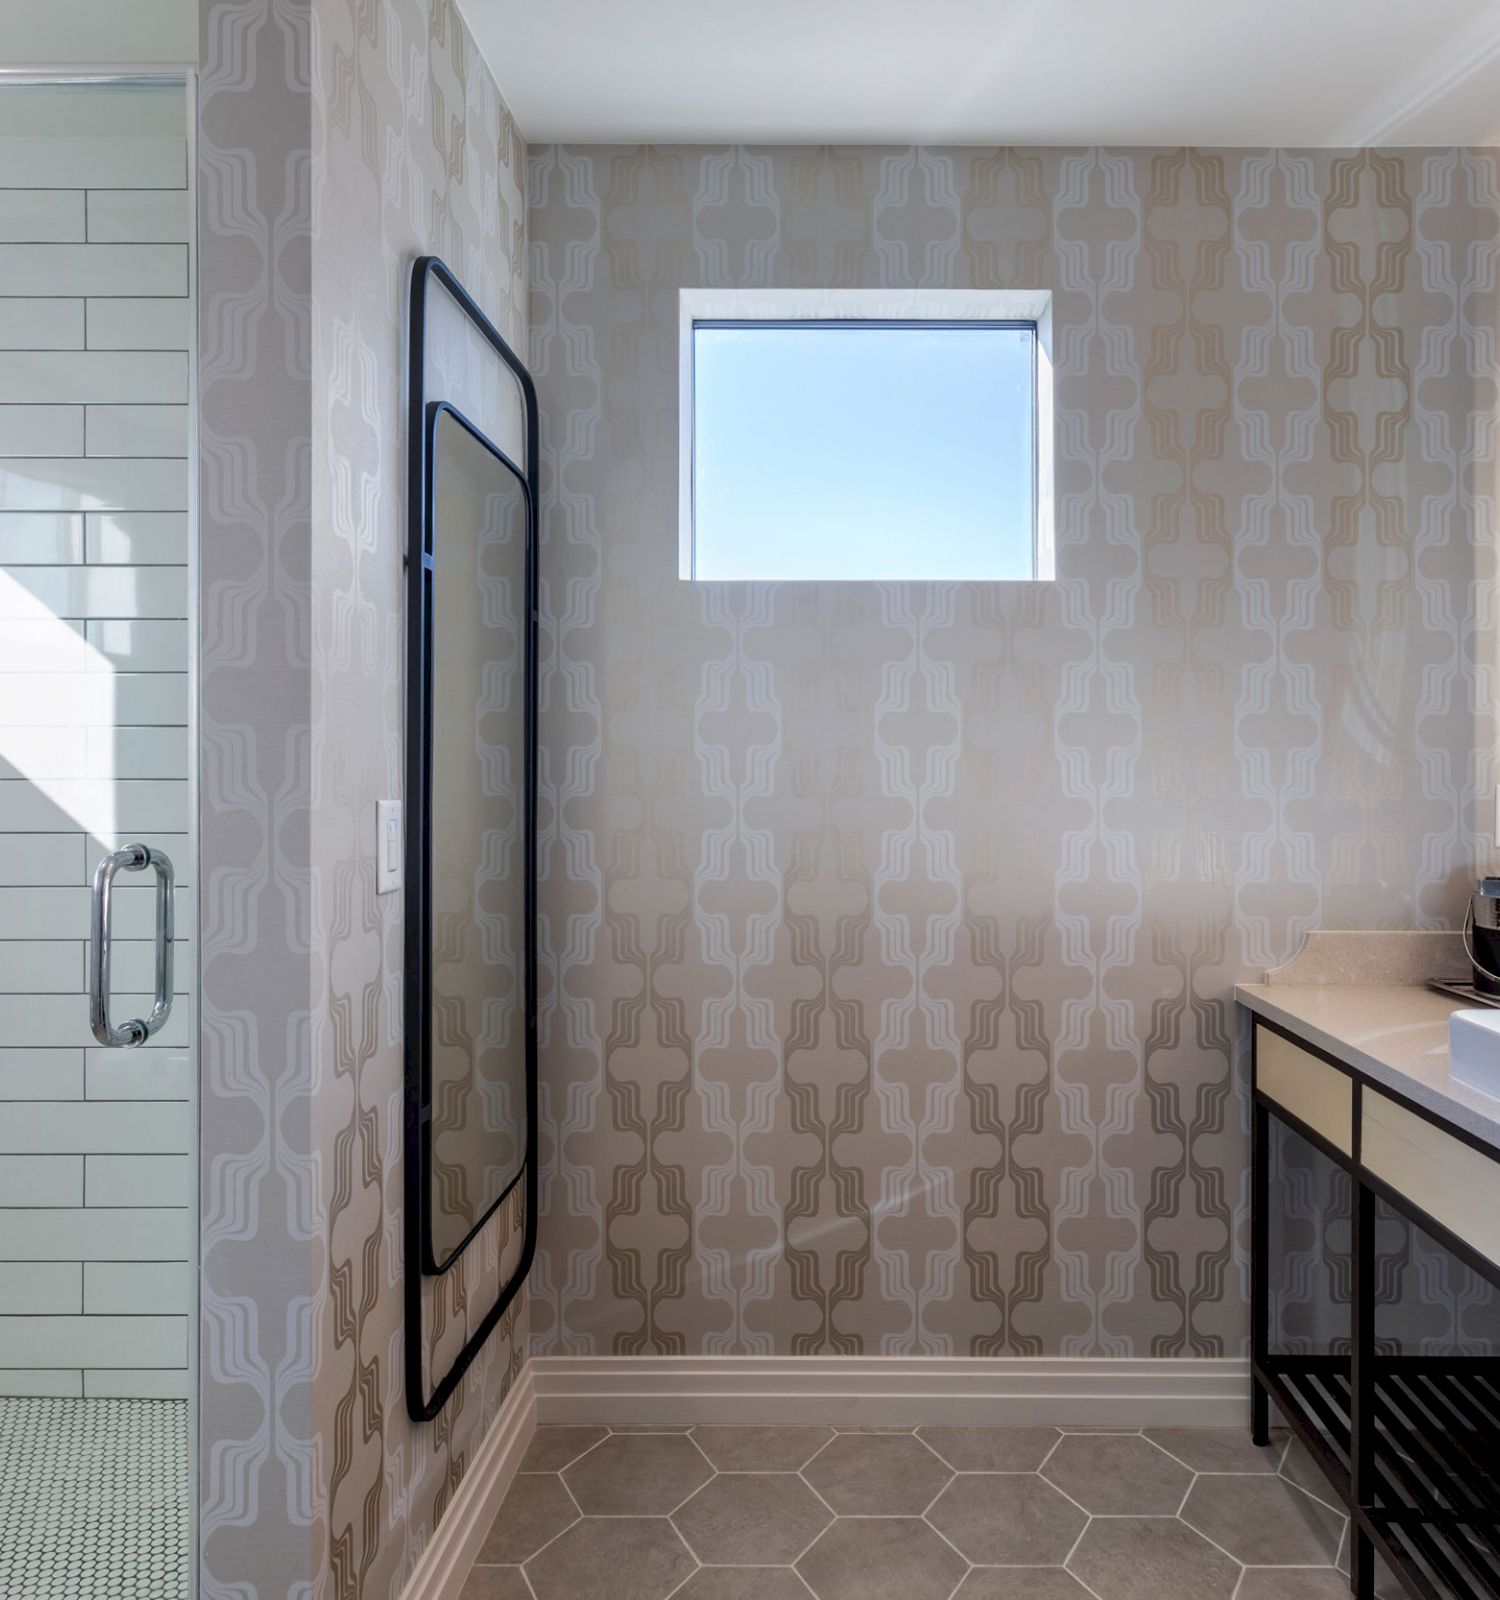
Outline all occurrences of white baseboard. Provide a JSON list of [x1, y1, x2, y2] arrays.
[[531, 1354, 1251, 1428], [401, 1364, 537, 1600]]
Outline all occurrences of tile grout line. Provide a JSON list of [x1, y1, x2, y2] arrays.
[[1279, 1456, 1349, 1517], [783, 1501, 840, 1569], [512, 1474, 581, 1575], [1175, 1510, 1250, 1573], [797, 1429, 839, 1470], [1035, 1429, 1066, 1473], [793, 1464, 840, 1524], [910, 1430, 954, 1467], [1060, 1506, 1093, 1572], [1065, 1547, 1111, 1600], [555, 1469, 585, 1519], [1035, 1468, 1095, 1522], [657, 1517, 702, 1600], [549, 1431, 611, 1472], [918, 1506, 975, 1569]]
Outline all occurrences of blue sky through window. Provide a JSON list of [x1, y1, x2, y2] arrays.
[[691, 322, 1035, 581]]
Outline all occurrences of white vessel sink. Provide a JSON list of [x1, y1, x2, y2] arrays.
[[1448, 1008, 1500, 1100]]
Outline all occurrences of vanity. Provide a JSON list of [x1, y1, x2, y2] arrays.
[[1239, 936, 1500, 1600]]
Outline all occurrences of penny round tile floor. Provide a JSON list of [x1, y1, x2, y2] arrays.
[[0, 1396, 188, 1600]]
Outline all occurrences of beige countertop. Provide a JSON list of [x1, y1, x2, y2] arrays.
[[1235, 982, 1500, 1151]]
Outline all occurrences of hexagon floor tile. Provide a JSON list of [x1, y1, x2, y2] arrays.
[[1237, 1573, 1360, 1600], [1282, 1435, 1348, 1508], [458, 1569, 531, 1600], [955, 1571, 1094, 1600], [1181, 1472, 1345, 1566], [691, 1425, 833, 1471], [927, 1472, 1087, 1564], [672, 1472, 830, 1564], [1142, 1425, 1287, 1474], [800, 1431, 952, 1514], [561, 1432, 712, 1515], [797, 1517, 966, 1600], [672, 1570, 813, 1600], [519, 1427, 607, 1474], [461, 1424, 1359, 1600], [917, 1424, 1061, 1471], [474, 1474, 577, 1564], [1041, 1431, 1193, 1515], [524, 1518, 695, 1600], [1068, 1516, 1241, 1600]]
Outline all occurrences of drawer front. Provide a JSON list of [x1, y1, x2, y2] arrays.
[[1255, 1026, 1353, 1155], [1362, 1091, 1500, 1271]]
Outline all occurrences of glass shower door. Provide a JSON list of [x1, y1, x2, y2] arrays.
[[0, 75, 195, 1600]]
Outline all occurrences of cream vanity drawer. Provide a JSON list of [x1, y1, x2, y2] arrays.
[[1361, 1091, 1500, 1270], [1255, 1025, 1353, 1155]]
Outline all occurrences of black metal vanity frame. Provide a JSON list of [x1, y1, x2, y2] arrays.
[[403, 254, 539, 1422], [1251, 1017, 1500, 1600]]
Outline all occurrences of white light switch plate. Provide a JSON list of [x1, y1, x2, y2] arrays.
[[376, 800, 402, 895]]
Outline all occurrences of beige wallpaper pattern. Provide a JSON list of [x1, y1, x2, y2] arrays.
[[527, 144, 1500, 1360], [197, 3, 323, 1592], [313, 0, 527, 1595]]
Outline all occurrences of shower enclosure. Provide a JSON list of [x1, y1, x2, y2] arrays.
[[0, 73, 196, 1599]]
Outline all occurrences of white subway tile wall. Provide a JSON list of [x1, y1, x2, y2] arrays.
[[0, 299, 84, 350], [0, 114, 191, 1401]]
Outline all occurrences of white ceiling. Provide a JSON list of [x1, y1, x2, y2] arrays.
[[458, 0, 1500, 148]]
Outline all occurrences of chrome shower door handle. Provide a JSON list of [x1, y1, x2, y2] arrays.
[[89, 844, 175, 1048]]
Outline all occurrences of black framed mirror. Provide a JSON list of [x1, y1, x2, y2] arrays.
[[405, 255, 538, 1422]]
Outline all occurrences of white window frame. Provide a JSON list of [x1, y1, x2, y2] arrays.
[[677, 287, 1055, 583]]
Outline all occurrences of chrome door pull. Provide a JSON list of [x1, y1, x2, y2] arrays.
[[89, 844, 175, 1048]]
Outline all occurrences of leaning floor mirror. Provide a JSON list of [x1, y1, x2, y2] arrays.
[[404, 255, 538, 1421]]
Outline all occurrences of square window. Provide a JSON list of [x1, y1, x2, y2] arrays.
[[680, 289, 1053, 582]]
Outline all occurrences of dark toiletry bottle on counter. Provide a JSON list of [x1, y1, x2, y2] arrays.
[[1468, 878, 1500, 997]]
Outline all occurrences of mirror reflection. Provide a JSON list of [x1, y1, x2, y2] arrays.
[[427, 403, 529, 1268]]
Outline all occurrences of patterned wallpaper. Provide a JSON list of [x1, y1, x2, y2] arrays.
[[197, 3, 322, 1594], [526, 144, 1500, 1361], [199, 35, 1500, 1582], [199, 0, 527, 1595], [312, 0, 528, 1596]]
